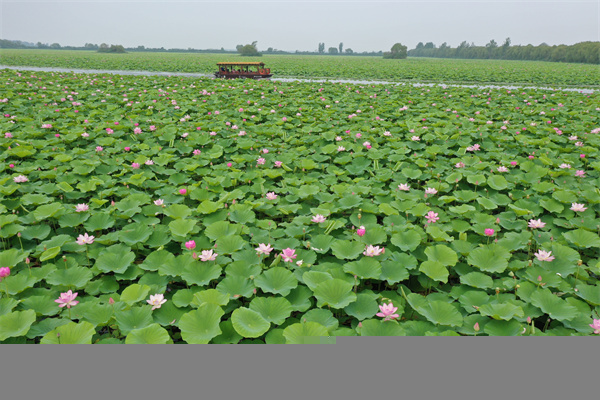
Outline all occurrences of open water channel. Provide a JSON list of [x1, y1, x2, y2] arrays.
[[0, 65, 595, 94]]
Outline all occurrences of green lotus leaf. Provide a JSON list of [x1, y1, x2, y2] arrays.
[[139, 249, 175, 272], [478, 303, 524, 321], [181, 261, 222, 287], [458, 291, 491, 313], [125, 323, 172, 344], [330, 240, 366, 260], [343, 293, 380, 321], [419, 260, 449, 283], [483, 319, 523, 336], [425, 245, 458, 266], [168, 219, 197, 238], [390, 230, 421, 251], [343, 257, 382, 279], [285, 285, 313, 312], [216, 275, 255, 299], [215, 235, 246, 254], [282, 321, 330, 343], [58, 212, 89, 228], [0, 298, 19, 316], [313, 279, 356, 309], [45, 267, 93, 288], [231, 307, 271, 338], [0, 310, 37, 341], [254, 267, 298, 296], [114, 306, 155, 335], [301, 308, 339, 333], [574, 283, 600, 306], [33, 202, 64, 221], [529, 289, 578, 321], [0, 248, 28, 268], [3, 272, 39, 295], [467, 244, 511, 273], [119, 223, 152, 246], [179, 303, 224, 344], [460, 271, 494, 289], [40, 246, 61, 262], [562, 228, 600, 248], [405, 293, 463, 326], [83, 213, 115, 231], [204, 220, 239, 241], [359, 319, 406, 336], [249, 296, 293, 325], [95, 244, 135, 274], [40, 321, 96, 344], [21, 224, 51, 240], [487, 175, 508, 190], [120, 284, 151, 306], [163, 204, 192, 219], [192, 289, 231, 308]]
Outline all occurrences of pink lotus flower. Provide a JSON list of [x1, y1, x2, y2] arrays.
[[466, 144, 481, 151], [0, 266, 10, 281], [455, 162, 465, 168], [255, 243, 273, 256], [185, 240, 196, 250], [528, 219, 546, 229], [147, 294, 167, 310], [312, 214, 326, 223], [570, 203, 587, 212], [199, 249, 218, 262], [179, 188, 187, 195], [337, 146, 346, 152], [96, 146, 103, 152], [510, 161, 518, 166], [5, 132, 13, 138], [497, 166, 508, 172], [106, 128, 114, 134], [559, 163, 571, 169], [376, 302, 399, 321], [484, 229, 495, 236], [76, 233, 95, 245], [75, 204, 89, 212], [266, 192, 277, 200], [149, 125, 156, 131], [274, 161, 283, 168], [42, 124, 52, 128], [398, 183, 410, 191], [257, 157, 266, 165], [363, 245, 385, 257], [590, 319, 600, 334], [534, 250, 555, 262], [356, 226, 366, 237], [335, 136, 343, 141], [13, 175, 28, 183], [133, 127, 142, 134], [426, 211, 439, 223], [124, 146, 130, 151], [131, 162, 140, 169], [227, 162, 233, 167], [411, 136, 420, 141], [575, 170, 585, 177], [55, 290, 79, 308], [425, 188, 437, 195], [280, 248, 297, 262]]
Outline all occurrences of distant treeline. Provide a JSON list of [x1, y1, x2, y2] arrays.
[[1, 38, 598, 64], [408, 39, 599, 64]]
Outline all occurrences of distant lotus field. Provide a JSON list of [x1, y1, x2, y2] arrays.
[[1, 66, 599, 343], [1, 49, 600, 87]]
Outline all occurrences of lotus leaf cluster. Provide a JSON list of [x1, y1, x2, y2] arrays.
[[0, 64, 599, 343]]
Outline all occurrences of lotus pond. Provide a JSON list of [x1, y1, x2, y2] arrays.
[[1, 68, 599, 343], [1, 49, 600, 87]]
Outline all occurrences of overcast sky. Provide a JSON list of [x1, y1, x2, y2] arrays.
[[1, 0, 598, 52]]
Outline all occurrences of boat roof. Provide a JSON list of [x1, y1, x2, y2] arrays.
[[217, 62, 265, 66]]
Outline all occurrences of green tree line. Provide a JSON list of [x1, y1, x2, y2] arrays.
[[408, 39, 599, 64]]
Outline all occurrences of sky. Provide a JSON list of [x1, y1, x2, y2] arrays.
[[1, 0, 599, 52]]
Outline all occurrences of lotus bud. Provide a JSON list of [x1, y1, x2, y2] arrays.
[[474, 322, 480, 332], [495, 287, 500, 295], [577, 259, 583, 266]]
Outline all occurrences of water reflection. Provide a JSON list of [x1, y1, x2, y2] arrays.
[[0, 65, 595, 93]]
